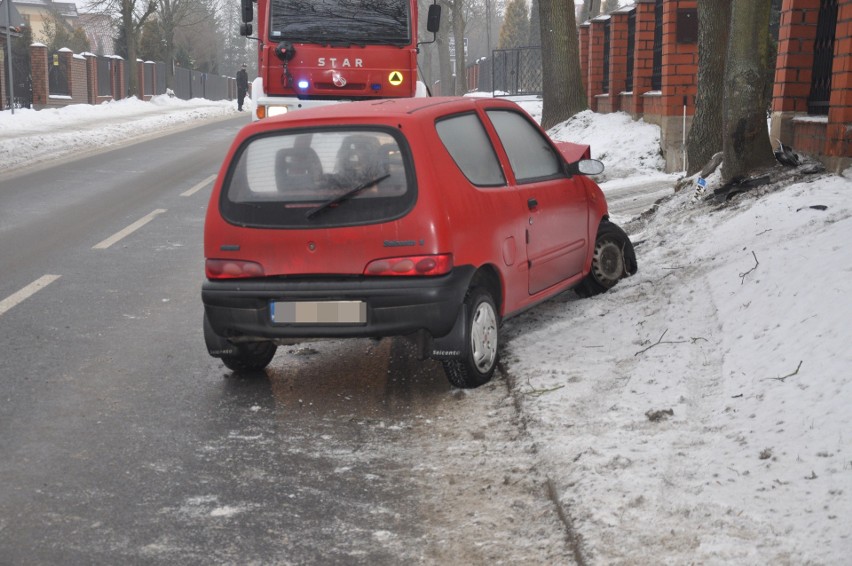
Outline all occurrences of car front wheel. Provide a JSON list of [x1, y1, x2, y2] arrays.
[[442, 287, 499, 389], [576, 220, 637, 298]]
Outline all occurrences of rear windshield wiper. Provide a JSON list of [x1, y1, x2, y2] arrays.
[[305, 173, 390, 220]]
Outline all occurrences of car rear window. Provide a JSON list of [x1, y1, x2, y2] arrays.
[[220, 127, 415, 228]]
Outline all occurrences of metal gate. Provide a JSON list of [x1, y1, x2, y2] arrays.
[[1, 41, 33, 109], [491, 47, 542, 96]]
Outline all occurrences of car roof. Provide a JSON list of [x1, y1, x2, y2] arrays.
[[252, 96, 526, 132]]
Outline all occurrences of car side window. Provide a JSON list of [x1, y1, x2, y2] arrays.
[[435, 113, 506, 187], [486, 110, 562, 183]]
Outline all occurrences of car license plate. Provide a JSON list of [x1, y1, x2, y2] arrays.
[[271, 301, 366, 324]]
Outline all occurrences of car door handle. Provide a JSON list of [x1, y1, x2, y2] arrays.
[[527, 198, 538, 210]]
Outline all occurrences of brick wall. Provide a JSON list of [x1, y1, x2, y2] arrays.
[[608, 7, 632, 113], [68, 52, 88, 105], [26, 47, 234, 111], [587, 16, 609, 111], [825, 1, 851, 161], [627, 0, 658, 116], [30, 44, 48, 108], [579, 23, 590, 95], [771, 0, 851, 172]]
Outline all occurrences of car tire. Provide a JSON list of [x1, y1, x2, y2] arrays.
[[575, 220, 637, 298], [442, 287, 499, 389], [220, 341, 278, 373]]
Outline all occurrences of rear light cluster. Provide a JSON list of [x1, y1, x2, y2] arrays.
[[206, 259, 264, 279], [364, 254, 453, 276]]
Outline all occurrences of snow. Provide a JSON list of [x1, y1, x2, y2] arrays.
[[2, 96, 850, 564], [0, 94, 237, 174]]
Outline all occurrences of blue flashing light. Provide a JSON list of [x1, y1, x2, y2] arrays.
[[297, 80, 309, 90], [370, 83, 381, 91]]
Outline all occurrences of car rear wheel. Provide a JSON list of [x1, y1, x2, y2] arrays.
[[442, 287, 499, 389], [575, 220, 637, 298], [220, 341, 278, 373]]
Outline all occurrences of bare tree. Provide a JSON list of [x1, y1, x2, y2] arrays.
[[578, 0, 601, 22], [448, 0, 468, 94], [686, 0, 731, 175], [539, 0, 586, 128], [89, 0, 157, 97], [41, 6, 91, 52], [528, 0, 541, 46], [156, 0, 204, 88], [722, 0, 775, 181]]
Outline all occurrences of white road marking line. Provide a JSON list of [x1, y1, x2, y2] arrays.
[[0, 275, 62, 318], [181, 174, 217, 197], [93, 209, 167, 250]]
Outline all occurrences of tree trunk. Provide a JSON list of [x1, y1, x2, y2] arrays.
[[540, 0, 587, 129], [451, 0, 466, 95], [437, 4, 452, 95], [722, 0, 775, 182], [122, 1, 138, 97], [528, 0, 541, 46], [686, 0, 731, 175]]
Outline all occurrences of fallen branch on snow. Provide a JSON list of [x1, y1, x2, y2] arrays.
[[634, 329, 689, 356], [762, 360, 803, 383], [740, 251, 759, 284]]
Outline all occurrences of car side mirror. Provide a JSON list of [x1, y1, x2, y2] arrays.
[[427, 4, 441, 34], [566, 159, 604, 176], [241, 0, 253, 23]]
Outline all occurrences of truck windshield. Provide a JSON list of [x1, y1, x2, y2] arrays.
[[270, 0, 411, 45]]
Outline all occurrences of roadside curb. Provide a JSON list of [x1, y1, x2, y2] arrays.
[[500, 361, 591, 566]]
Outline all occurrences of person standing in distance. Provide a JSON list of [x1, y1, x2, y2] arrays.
[[236, 63, 249, 112]]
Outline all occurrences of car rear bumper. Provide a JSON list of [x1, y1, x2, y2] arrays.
[[202, 266, 476, 342]]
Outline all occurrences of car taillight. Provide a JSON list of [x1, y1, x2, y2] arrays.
[[206, 259, 265, 279], [364, 254, 453, 276]]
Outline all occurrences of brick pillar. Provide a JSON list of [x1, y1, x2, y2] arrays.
[[113, 56, 124, 99], [824, 1, 851, 166], [630, 0, 657, 117], [58, 47, 74, 103], [609, 7, 633, 113], [85, 53, 97, 104], [770, 0, 820, 144], [587, 16, 608, 112], [145, 60, 157, 99], [30, 43, 49, 109], [136, 58, 145, 99], [579, 22, 590, 96], [654, 0, 698, 172]]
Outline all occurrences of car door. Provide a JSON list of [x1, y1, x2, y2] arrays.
[[485, 109, 589, 295]]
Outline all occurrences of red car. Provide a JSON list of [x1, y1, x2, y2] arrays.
[[202, 96, 637, 388]]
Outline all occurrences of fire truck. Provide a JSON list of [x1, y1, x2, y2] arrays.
[[239, 0, 441, 120]]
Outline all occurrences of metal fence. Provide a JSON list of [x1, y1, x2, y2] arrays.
[[491, 47, 542, 96], [808, 0, 838, 115], [96, 56, 111, 96], [173, 67, 232, 100], [48, 52, 69, 96], [1, 43, 32, 109]]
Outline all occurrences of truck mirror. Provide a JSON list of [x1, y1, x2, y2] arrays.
[[427, 4, 441, 34], [241, 0, 253, 23], [240, 22, 253, 37]]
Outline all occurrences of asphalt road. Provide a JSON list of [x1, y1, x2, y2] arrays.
[[0, 116, 575, 564]]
